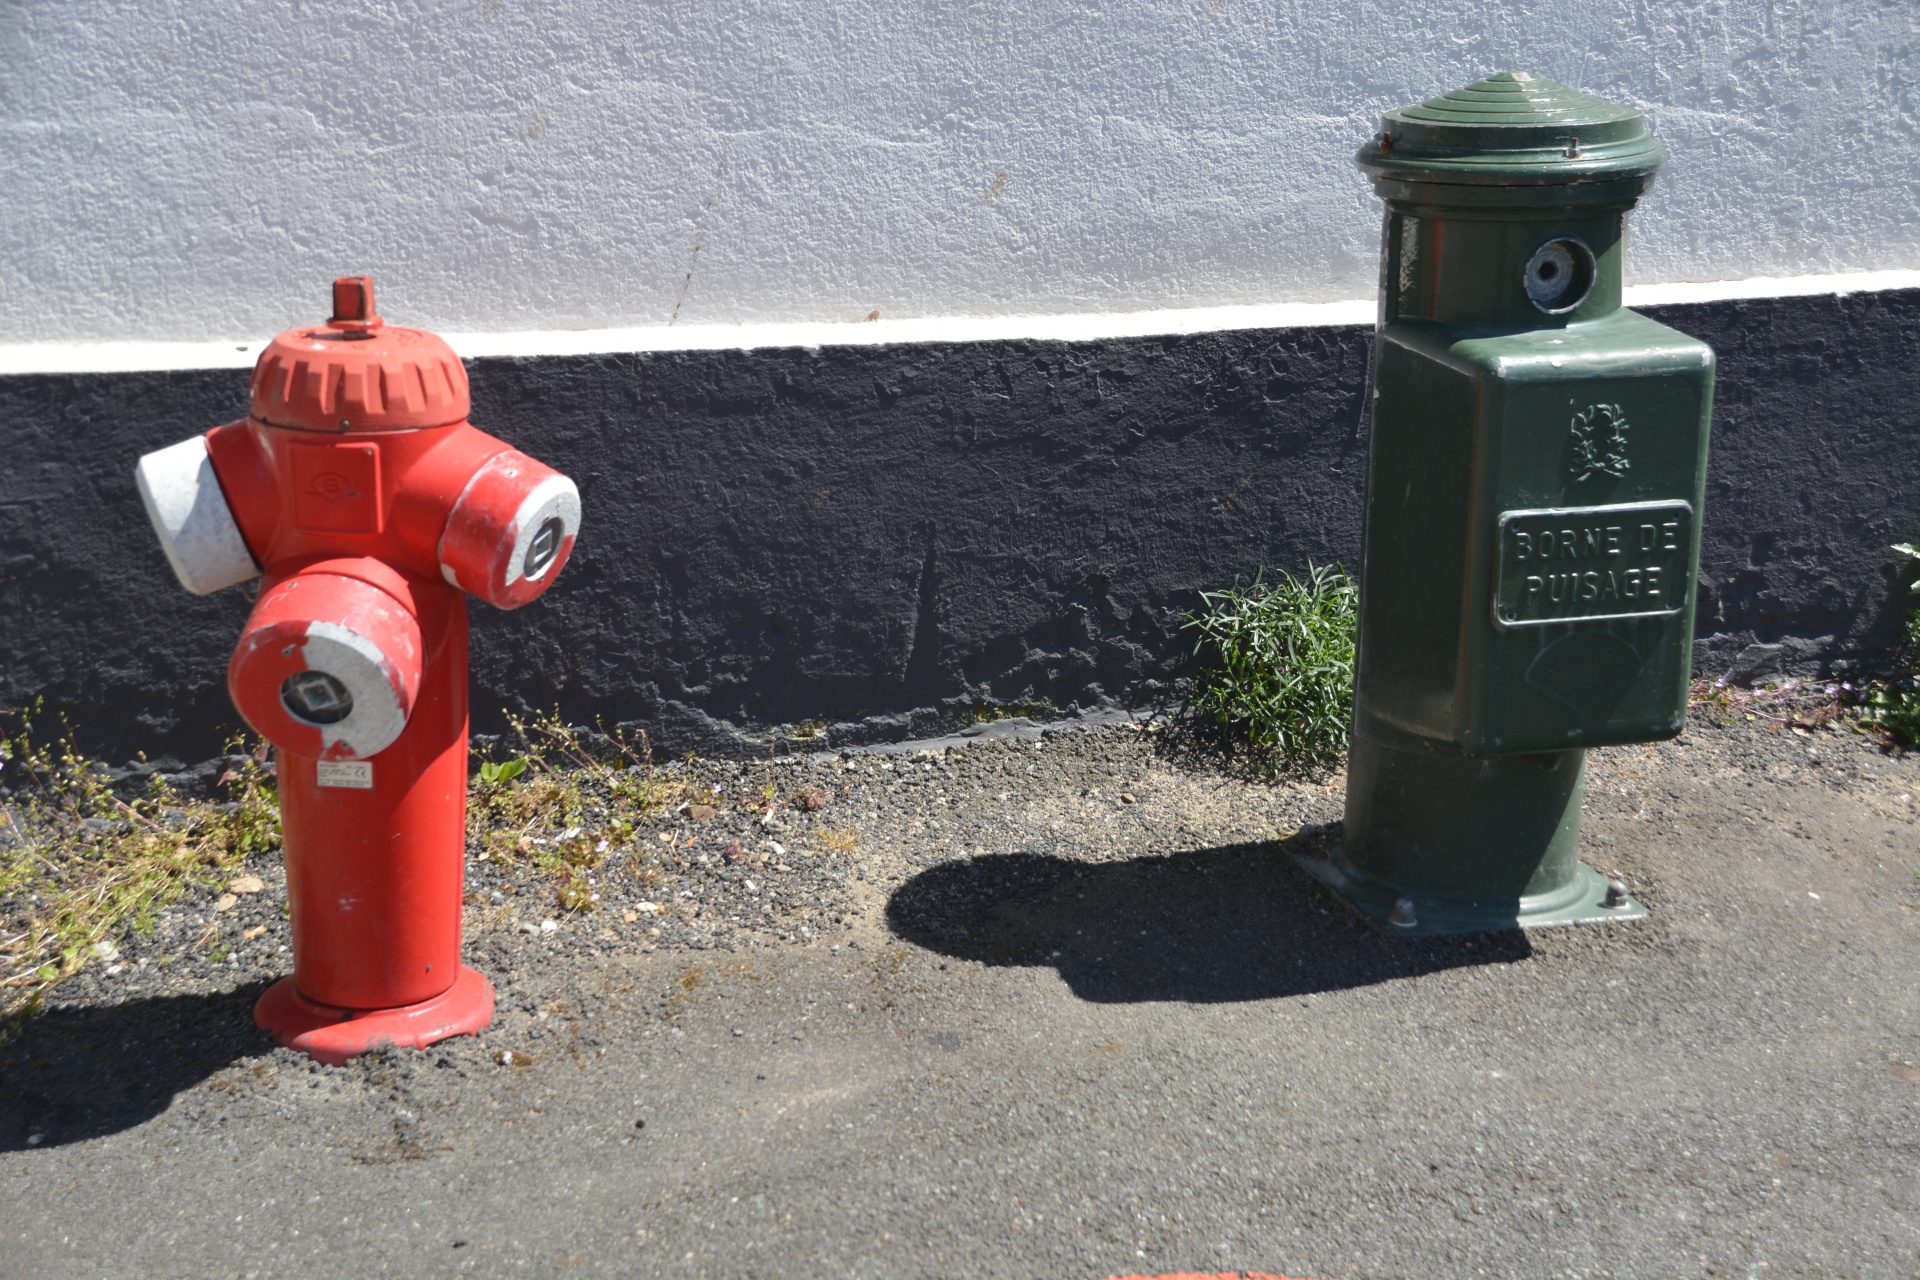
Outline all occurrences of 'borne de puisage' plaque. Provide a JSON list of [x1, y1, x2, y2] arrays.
[[1494, 500, 1692, 627]]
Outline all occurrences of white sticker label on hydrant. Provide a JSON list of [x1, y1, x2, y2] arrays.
[[316, 761, 374, 790]]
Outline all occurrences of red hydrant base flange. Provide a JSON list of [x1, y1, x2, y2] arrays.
[[255, 965, 495, 1066]]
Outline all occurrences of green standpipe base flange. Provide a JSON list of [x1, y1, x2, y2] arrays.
[[1294, 847, 1644, 937], [1307, 731, 1647, 937]]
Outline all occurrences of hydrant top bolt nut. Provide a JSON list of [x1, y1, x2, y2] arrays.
[[328, 276, 382, 333]]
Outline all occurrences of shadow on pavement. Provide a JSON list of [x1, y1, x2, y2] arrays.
[[886, 836, 1532, 1002], [0, 982, 273, 1150]]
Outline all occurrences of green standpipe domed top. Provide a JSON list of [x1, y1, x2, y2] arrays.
[[1358, 71, 1667, 203]]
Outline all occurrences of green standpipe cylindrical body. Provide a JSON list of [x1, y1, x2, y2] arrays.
[[1298, 72, 1715, 936]]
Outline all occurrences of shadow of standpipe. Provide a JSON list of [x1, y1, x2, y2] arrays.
[[0, 984, 273, 1151], [886, 835, 1532, 1003]]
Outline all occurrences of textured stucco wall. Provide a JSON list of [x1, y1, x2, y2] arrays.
[[4, 0, 1916, 343], [4, 290, 1917, 769]]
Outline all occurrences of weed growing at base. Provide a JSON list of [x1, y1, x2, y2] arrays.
[[466, 712, 844, 919], [468, 712, 691, 914], [1857, 542, 1920, 745], [1689, 544, 1920, 745], [1183, 564, 1357, 777], [1691, 676, 1857, 729], [0, 706, 279, 1036], [2, 704, 849, 1033], [963, 701, 1057, 729]]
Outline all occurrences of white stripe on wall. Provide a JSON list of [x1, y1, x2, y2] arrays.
[[4, 270, 1917, 378]]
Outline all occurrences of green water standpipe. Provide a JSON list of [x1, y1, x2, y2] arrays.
[[1297, 72, 1715, 936]]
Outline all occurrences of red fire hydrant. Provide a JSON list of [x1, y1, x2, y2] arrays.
[[134, 277, 580, 1063]]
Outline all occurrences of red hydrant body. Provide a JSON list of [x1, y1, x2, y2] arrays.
[[136, 279, 580, 1063]]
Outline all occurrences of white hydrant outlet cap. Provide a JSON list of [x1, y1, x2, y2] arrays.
[[135, 434, 260, 595]]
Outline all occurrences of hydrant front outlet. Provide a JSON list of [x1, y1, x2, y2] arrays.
[[135, 278, 582, 1063], [1297, 73, 1715, 936]]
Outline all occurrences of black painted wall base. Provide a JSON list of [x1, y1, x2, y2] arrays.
[[4, 289, 1917, 768]]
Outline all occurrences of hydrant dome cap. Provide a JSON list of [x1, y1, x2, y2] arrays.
[[249, 278, 471, 433], [1360, 71, 1667, 188]]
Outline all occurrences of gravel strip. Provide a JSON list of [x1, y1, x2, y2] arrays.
[[39, 710, 1917, 1021]]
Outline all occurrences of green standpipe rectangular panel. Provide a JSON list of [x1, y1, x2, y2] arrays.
[[1362, 312, 1713, 755], [1297, 72, 1715, 937]]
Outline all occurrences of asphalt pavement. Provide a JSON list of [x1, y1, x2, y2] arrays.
[[2, 716, 1916, 1279]]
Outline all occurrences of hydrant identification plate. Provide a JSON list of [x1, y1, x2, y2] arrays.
[[316, 760, 374, 790], [1494, 499, 1692, 627]]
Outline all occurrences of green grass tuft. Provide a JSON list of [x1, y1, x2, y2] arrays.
[[1182, 563, 1357, 777]]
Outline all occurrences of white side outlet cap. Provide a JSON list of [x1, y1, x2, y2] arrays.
[[135, 434, 260, 595]]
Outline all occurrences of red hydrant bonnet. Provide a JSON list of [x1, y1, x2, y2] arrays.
[[250, 277, 471, 434]]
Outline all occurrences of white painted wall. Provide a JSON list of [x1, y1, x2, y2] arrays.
[[4, 0, 1916, 343]]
